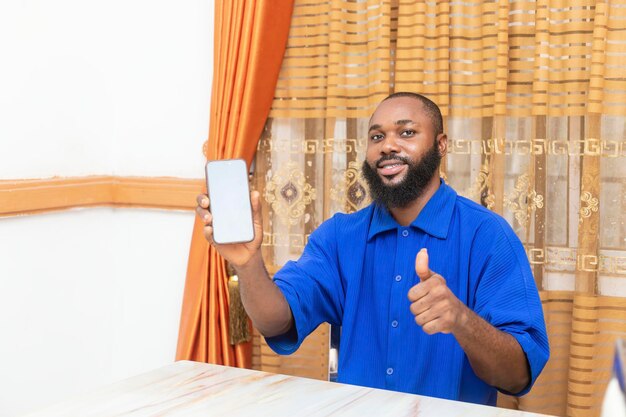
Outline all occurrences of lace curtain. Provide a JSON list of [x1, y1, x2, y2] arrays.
[[251, 1, 626, 416]]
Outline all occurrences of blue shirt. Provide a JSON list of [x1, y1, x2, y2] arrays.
[[266, 181, 549, 405]]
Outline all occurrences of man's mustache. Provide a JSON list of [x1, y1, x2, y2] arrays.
[[375, 155, 412, 168]]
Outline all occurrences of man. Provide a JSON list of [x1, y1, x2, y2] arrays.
[[196, 92, 549, 406]]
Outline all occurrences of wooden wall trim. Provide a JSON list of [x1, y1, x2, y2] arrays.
[[112, 177, 204, 210], [0, 176, 204, 217]]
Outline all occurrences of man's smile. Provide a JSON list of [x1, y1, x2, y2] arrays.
[[377, 159, 407, 177]]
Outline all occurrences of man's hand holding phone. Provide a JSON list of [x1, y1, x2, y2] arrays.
[[195, 191, 264, 268], [195, 159, 293, 338]]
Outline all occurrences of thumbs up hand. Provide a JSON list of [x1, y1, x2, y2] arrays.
[[408, 249, 468, 335]]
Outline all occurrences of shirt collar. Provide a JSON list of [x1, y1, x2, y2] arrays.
[[367, 179, 457, 241]]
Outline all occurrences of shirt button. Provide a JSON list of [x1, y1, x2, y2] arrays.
[[402, 230, 409, 237], [395, 275, 402, 282], [391, 320, 398, 328], [386, 367, 394, 375]]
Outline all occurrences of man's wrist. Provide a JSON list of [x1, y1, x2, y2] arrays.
[[452, 302, 472, 336], [232, 251, 264, 275]]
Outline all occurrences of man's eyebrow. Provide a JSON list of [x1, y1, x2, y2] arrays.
[[368, 119, 416, 132]]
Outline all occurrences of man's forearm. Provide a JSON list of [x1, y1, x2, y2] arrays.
[[234, 252, 293, 338], [453, 306, 529, 394]]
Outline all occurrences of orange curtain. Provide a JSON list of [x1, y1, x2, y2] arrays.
[[176, 0, 294, 367]]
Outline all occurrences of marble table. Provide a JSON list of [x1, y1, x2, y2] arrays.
[[23, 360, 554, 417]]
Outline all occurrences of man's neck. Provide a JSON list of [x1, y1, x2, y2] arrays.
[[388, 175, 441, 226]]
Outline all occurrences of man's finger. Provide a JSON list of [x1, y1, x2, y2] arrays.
[[203, 225, 215, 245], [196, 207, 212, 225], [407, 282, 429, 302], [196, 194, 210, 208], [195, 205, 203, 219], [414, 306, 440, 329], [421, 319, 440, 335], [409, 296, 431, 316], [415, 248, 434, 282]]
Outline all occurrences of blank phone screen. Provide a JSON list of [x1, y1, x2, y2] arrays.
[[205, 159, 254, 244]]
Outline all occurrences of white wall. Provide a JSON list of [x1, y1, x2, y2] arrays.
[[0, 0, 210, 179], [0, 1, 213, 415], [0, 208, 193, 415]]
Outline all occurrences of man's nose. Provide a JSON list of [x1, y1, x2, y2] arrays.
[[381, 135, 400, 154]]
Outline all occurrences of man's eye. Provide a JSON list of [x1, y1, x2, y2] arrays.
[[401, 130, 416, 137], [370, 134, 384, 141]]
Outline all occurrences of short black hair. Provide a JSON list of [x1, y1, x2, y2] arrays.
[[383, 92, 443, 137]]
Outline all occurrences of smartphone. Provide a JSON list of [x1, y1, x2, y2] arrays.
[[205, 159, 255, 244]]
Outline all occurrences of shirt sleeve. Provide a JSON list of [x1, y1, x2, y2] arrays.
[[471, 217, 550, 396], [265, 216, 344, 355]]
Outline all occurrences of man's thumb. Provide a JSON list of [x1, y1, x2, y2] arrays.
[[415, 248, 432, 282]]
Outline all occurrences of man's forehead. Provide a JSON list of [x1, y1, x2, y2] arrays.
[[369, 97, 426, 125]]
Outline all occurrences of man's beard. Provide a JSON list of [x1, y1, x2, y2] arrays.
[[361, 142, 441, 209]]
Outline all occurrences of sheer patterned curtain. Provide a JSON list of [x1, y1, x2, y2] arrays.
[[251, 1, 626, 416]]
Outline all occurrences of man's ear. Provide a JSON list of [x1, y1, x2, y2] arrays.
[[437, 133, 448, 158]]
